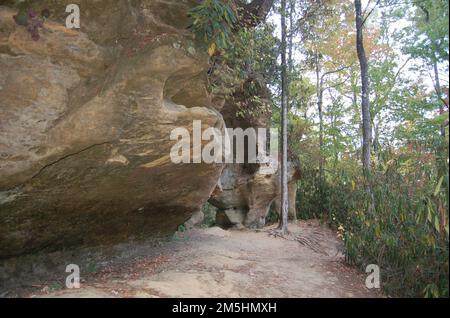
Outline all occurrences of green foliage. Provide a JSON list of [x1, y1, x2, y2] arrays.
[[188, 0, 238, 51], [197, 202, 217, 228], [189, 1, 278, 117], [219, 24, 280, 85], [298, 149, 449, 298], [209, 23, 279, 104], [289, 76, 316, 114], [49, 282, 64, 292], [297, 168, 323, 220], [187, 0, 449, 298], [86, 260, 99, 274], [398, 0, 449, 63]]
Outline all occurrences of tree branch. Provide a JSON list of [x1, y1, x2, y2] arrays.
[[362, 0, 381, 27]]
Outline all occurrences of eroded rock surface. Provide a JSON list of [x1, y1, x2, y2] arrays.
[[0, 1, 224, 258], [208, 79, 300, 229], [211, 161, 300, 229]]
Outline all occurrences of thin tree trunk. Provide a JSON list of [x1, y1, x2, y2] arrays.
[[279, 0, 289, 234], [433, 60, 446, 138], [355, 0, 375, 212], [315, 52, 325, 216], [419, 3, 449, 193], [433, 59, 449, 187], [373, 120, 381, 159], [355, 0, 372, 174], [330, 113, 338, 171], [288, 0, 294, 111], [351, 77, 363, 157], [315, 53, 324, 166], [418, 4, 446, 139]]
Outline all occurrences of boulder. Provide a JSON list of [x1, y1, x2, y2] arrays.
[[0, 1, 224, 258], [210, 160, 300, 229]]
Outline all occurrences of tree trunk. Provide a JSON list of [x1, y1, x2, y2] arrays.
[[418, 4, 446, 138], [278, 0, 289, 234], [331, 113, 339, 171], [433, 60, 446, 138], [355, 0, 372, 174], [419, 4, 448, 198], [315, 52, 325, 216], [355, 0, 375, 212], [433, 59, 449, 189], [287, 0, 294, 111], [315, 53, 324, 164]]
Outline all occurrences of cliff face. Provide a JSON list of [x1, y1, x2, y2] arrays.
[[0, 0, 225, 258], [0, 0, 299, 259]]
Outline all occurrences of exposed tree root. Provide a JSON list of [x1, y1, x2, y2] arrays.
[[263, 227, 329, 256], [267, 228, 290, 238], [294, 235, 328, 255]]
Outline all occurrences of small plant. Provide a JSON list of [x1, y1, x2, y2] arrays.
[[49, 281, 63, 292], [13, 8, 50, 41], [86, 260, 98, 274], [197, 202, 217, 228], [171, 224, 188, 242]]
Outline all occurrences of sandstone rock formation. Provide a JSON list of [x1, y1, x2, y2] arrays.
[[0, 1, 225, 258], [210, 161, 300, 229], [208, 78, 300, 229], [0, 0, 300, 259]]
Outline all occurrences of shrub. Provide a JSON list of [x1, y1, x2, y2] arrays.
[[198, 202, 217, 228], [298, 152, 449, 297]]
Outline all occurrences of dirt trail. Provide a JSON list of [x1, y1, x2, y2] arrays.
[[5, 221, 382, 298]]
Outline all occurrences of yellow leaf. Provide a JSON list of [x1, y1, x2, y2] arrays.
[[375, 224, 381, 239], [208, 42, 216, 56]]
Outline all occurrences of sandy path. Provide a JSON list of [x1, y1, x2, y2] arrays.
[[12, 221, 381, 298]]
